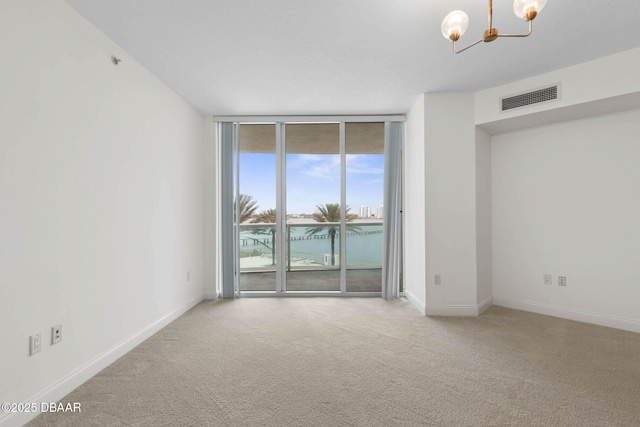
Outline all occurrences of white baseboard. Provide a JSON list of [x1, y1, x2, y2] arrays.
[[1, 296, 203, 427], [426, 304, 479, 316], [404, 291, 426, 316], [494, 296, 640, 334], [477, 296, 494, 315], [426, 296, 494, 317]]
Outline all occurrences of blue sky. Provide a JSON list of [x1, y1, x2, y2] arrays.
[[238, 153, 384, 214]]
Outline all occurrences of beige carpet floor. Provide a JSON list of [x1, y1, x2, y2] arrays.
[[28, 298, 640, 426]]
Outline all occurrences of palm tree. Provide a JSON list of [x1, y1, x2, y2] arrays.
[[252, 209, 277, 265], [234, 194, 258, 223], [306, 203, 359, 266]]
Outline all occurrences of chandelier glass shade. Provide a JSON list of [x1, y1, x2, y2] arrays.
[[441, 10, 469, 41], [513, 0, 547, 20]]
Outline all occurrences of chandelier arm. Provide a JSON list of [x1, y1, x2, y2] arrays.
[[496, 20, 533, 38], [488, 0, 493, 32], [453, 38, 483, 54]]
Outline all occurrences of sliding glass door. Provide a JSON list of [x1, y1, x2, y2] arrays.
[[285, 124, 342, 292], [345, 123, 384, 293], [235, 124, 278, 292], [232, 120, 397, 296]]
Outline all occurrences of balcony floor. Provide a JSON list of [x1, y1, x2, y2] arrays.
[[240, 269, 382, 292]]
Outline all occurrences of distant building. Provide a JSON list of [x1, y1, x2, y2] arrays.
[[359, 205, 371, 219], [376, 205, 383, 219]]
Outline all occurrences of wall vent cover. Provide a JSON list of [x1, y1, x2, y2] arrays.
[[501, 85, 558, 111]]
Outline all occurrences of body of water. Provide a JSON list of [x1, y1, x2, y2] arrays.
[[240, 224, 382, 267]]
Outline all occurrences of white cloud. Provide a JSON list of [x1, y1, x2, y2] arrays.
[[286, 153, 384, 181], [287, 154, 340, 180], [346, 154, 384, 175]]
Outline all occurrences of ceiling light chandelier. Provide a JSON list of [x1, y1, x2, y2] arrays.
[[441, 0, 547, 54]]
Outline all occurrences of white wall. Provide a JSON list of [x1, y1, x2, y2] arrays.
[[424, 94, 480, 316], [0, 1, 205, 425], [475, 128, 492, 310], [492, 109, 640, 333], [408, 49, 640, 326], [403, 95, 426, 313]]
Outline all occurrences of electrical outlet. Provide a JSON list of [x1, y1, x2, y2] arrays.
[[558, 276, 567, 287], [543, 274, 552, 285], [187, 271, 191, 281], [51, 325, 62, 345], [434, 274, 441, 286], [30, 333, 42, 355]]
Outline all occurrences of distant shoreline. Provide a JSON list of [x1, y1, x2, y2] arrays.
[[240, 218, 383, 225]]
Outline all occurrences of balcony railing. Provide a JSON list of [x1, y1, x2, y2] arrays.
[[237, 221, 382, 272]]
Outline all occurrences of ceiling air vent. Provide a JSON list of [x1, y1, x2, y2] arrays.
[[501, 85, 559, 112]]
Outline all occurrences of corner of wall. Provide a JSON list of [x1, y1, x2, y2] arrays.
[[405, 291, 426, 316], [403, 93, 427, 309], [424, 93, 478, 313], [475, 127, 493, 307]]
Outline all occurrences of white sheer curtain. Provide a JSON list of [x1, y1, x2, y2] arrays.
[[382, 122, 403, 300], [219, 122, 236, 299]]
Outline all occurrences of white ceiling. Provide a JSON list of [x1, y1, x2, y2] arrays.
[[64, 0, 640, 116]]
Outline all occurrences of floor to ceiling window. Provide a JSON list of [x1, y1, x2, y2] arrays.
[[345, 123, 384, 293], [220, 117, 402, 297], [235, 124, 277, 292], [285, 123, 342, 292]]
